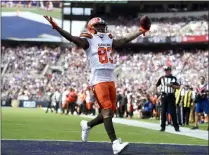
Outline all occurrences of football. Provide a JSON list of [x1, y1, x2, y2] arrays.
[[140, 15, 151, 30]]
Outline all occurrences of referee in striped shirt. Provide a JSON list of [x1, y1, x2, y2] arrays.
[[155, 66, 180, 132]]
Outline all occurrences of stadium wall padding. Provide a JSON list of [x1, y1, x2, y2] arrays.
[[1, 100, 49, 108], [19, 100, 49, 108]]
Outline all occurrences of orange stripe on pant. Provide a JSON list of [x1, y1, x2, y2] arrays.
[[93, 81, 116, 112]]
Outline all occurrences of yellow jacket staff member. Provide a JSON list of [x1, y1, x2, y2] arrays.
[[182, 85, 193, 125]]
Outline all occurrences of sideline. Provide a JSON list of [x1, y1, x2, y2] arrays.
[[81, 115, 208, 140]]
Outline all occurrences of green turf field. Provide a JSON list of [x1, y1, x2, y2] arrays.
[[132, 116, 209, 131], [2, 108, 208, 145], [2, 7, 61, 19]]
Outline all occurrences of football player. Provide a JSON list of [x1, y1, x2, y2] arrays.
[[44, 16, 150, 154], [66, 88, 77, 115]]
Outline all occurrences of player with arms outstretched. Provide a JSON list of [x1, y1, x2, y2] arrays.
[[44, 15, 151, 154]]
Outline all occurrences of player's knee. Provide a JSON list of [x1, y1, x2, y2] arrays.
[[101, 108, 113, 119]]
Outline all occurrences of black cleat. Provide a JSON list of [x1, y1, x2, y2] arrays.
[[175, 128, 180, 132], [191, 126, 199, 130], [160, 128, 165, 132]]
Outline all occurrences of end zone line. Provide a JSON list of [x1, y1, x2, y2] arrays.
[[1, 139, 207, 146]]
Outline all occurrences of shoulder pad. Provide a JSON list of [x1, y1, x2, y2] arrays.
[[80, 32, 93, 39], [108, 33, 113, 39]]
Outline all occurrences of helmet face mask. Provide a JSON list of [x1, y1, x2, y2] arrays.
[[93, 23, 107, 33]]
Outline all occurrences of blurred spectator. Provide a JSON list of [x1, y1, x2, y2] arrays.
[[1, 44, 208, 121], [25, 0, 32, 8], [2, 0, 62, 10], [17, 92, 29, 100], [140, 96, 153, 119], [45, 1, 53, 11], [52, 88, 61, 113], [82, 15, 208, 39], [6, 0, 14, 8]]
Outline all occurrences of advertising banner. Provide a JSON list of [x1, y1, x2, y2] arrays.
[[21, 100, 37, 108], [1, 99, 12, 107], [19, 100, 49, 108], [136, 35, 208, 44], [181, 35, 208, 43]]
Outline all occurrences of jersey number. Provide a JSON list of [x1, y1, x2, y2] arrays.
[[98, 47, 113, 64]]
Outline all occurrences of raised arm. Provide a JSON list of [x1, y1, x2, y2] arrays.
[[56, 27, 89, 49], [112, 29, 145, 48], [112, 15, 151, 48], [44, 16, 89, 49]]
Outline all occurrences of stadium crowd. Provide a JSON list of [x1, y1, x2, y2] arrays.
[[1, 44, 208, 125], [97, 15, 208, 40], [1, 0, 62, 10]]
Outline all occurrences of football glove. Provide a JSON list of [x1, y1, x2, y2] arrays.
[[139, 27, 149, 36]]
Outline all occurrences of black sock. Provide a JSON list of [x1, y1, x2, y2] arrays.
[[87, 113, 103, 128], [104, 117, 117, 143]]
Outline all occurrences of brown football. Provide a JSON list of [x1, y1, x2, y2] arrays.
[[140, 15, 151, 30]]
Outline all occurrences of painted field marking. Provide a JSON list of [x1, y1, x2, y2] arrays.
[[2, 139, 207, 146]]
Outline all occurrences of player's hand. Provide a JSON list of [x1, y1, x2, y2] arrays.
[[44, 15, 58, 29], [139, 27, 149, 36]]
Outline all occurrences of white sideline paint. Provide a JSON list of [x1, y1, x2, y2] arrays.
[[2, 139, 207, 146], [1, 12, 84, 36], [81, 115, 208, 141], [2, 11, 63, 41], [1, 12, 61, 26]]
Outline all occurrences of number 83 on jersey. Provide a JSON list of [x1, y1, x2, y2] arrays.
[[98, 47, 114, 64]]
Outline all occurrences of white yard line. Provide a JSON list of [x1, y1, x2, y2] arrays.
[[81, 115, 208, 140]]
